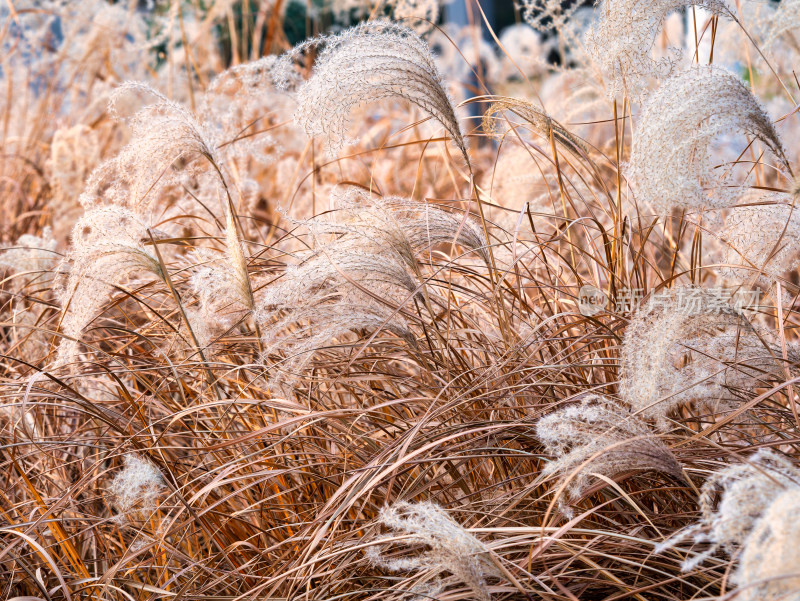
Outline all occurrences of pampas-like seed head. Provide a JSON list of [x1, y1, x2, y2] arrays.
[[366, 501, 496, 601], [585, 0, 733, 99], [658, 449, 800, 579], [0, 227, 58, 290], [628, 66, 787, 214], [257, 187, 487, 391], [81, 82, 220, 212], [108, 454, 165, 523], [281, 21, 466, 162], [391, 0, 440, 35], [55, 207, 164, 367], [735, 488, 800, 601], [536, 395, 684, 510], [719, 193, 800, 292], [482, 97, 587, 158], [619, 287, 787, 427], [321, 186, 489, 265]]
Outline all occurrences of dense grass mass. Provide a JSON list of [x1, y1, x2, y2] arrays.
[[2, 0, 800, 599]]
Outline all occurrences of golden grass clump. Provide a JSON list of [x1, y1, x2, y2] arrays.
[[4, 2, 800, 599]]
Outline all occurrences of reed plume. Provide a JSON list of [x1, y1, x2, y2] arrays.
[[108, 453, 166, 524], [585, 0, 733, 99], [366, 501, 497, 601], [619, 287, 787, 427], [391, 0, 440, 34], [719, 193, 800, 293], [658, 449, 800, 589], [0, 228, 58, 291], [482, 97, 586, 158], [55, 207, 164, 367], [628, 66, 787, 214], [81, 81, 221, 213], [536, 395, 684, 511], [278, 21, 467, 162], [257, 186, 487, 390], [736, 488, 800, 601]]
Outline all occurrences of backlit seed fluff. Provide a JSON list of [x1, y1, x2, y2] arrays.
[[391, 0, 439, 35], [322, 186, 489, 265], [280, 21, 466, 162], [482, 97, 586, 158], [81, 81, 220, 212], [628, 66, 788, 214], [735, 488, 800, 601], [619, 287, 787, 427], [585, 0, 732, 99]]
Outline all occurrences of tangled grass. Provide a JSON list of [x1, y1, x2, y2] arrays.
[[2, 1, 800, 600]]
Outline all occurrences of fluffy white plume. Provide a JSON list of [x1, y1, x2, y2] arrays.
[[628, 66, 787, 214], [585, 0, 732, 99], [279, 21, 466, 162], [366, 501, 497, 601]]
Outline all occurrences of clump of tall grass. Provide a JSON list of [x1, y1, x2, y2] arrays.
[[3, 1, 800, 599]]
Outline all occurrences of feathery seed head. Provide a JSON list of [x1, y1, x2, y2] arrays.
[[659, 449, 800, 578], [81, 82, 221, 212], [367, 501, 496, 601], [498, 23, 548, 81], [0, 228, 58, 290], [520, 0, 581, 34], [482, 98, 587, 157], [719, 193, 800, 292], [628, 66, 787, 215], [735, 488, 800, 601], [55, 207, 164, 367], [620, 287, 785, 427], [282, 21, 467, 162], [325, 186, 490, 265], [536, 395, 684, 510], [108, 454, 165, 523], [258, 188, 487, 390], [585, 0, 733, 99], [391, 0, 440, 35]]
